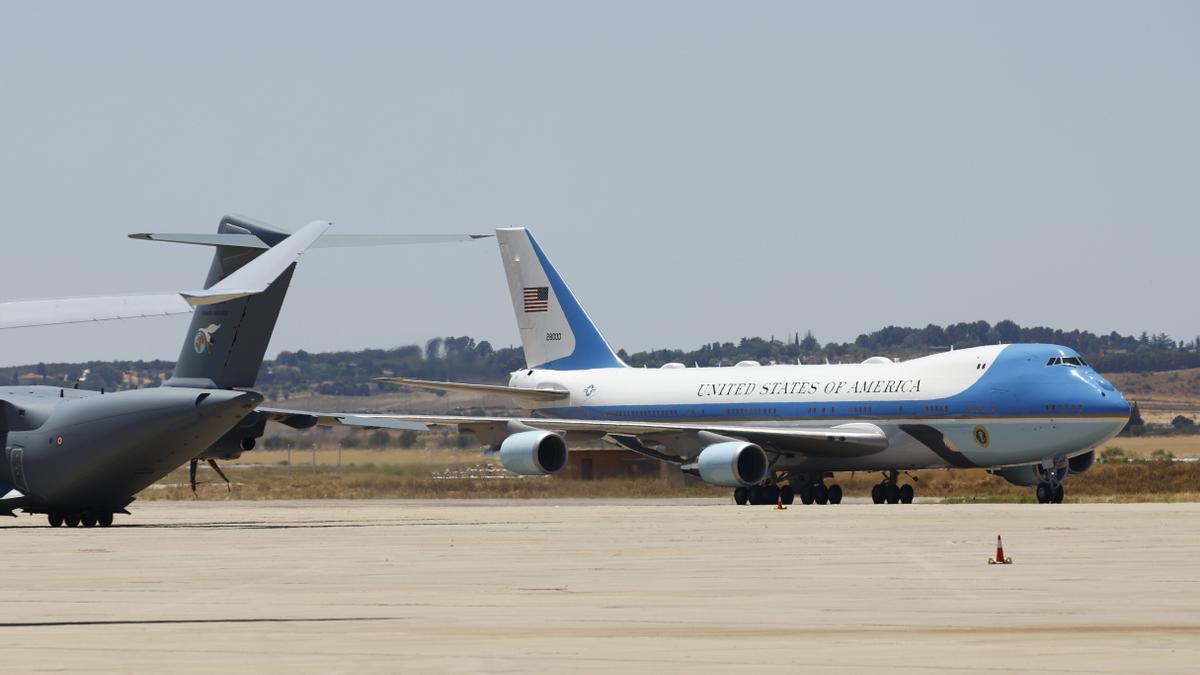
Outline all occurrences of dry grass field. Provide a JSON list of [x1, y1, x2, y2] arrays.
[[146, 446, 1200, 503]]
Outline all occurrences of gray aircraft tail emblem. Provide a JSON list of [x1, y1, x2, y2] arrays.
[[193, 324, 221, 355]]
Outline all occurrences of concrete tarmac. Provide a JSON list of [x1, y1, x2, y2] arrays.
[[1, 500, 1197, 673]]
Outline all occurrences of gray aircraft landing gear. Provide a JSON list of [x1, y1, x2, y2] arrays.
[[872, 470, 916, 504], [46, 510, 116, 528]]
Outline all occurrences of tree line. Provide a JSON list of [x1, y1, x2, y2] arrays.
[[3, 320, 1198, 396]]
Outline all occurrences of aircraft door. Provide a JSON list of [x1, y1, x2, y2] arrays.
[[8, 446, 28, 492]]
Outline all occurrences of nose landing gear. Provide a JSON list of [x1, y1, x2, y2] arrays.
[[1035, 463, 1067, 503], [1036, 481, 1065, 503]]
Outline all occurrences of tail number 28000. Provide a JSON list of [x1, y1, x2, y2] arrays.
[[546, 332, 562, 341]]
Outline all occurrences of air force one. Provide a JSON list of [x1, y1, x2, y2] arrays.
[[276, 228, 1132, 505]]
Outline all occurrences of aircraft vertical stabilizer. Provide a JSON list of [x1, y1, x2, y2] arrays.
[[496, 228, 625, 370], [165, 215, 311, 389]]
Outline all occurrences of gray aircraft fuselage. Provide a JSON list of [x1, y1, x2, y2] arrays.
[[1, 385, 261, 512]]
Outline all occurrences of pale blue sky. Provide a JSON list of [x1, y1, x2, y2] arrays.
[[1, 1, 1197, 366]]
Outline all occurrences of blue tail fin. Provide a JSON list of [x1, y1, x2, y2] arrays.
[[496, 228, 626, 370]]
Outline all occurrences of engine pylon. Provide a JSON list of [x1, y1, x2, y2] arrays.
[[988, 535, 1013, 564]]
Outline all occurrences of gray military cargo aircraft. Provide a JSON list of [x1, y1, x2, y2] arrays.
[[0, 215, 458, 527]]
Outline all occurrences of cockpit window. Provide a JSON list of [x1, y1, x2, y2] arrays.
[[1046, 356, 1088, 367]]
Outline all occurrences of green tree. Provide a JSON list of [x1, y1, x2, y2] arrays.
[[1170, 415, 1195, 433]]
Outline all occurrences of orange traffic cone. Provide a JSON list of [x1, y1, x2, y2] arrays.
[[988, 535, 1013, 564], [775, 496, 787, 510]]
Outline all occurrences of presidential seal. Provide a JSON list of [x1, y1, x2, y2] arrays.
[[972, 425, 990, 448]]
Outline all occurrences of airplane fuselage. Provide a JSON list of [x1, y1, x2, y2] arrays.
[[0, 385, 261, 512], [509, 344, 1130, 471]]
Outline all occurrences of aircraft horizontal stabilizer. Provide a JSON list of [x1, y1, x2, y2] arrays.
[[0, 221, 329, 330], [376, 377, 570, 404], [129, 231, 491, 249], [0, 293, 196, 329]]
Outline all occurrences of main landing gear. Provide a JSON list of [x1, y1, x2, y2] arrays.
[[870, 470, 916, 504], [733, 472, 843, 506], [47, 510, 116, 528]]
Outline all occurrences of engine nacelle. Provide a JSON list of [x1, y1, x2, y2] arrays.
[[992, 463, 1069, 487], [991, 464, 1041, 487], [697, 442, 769, 487], [199, 411, 267, 460], [1068, 450, 1095, 475], [499, 430, 568, 476]]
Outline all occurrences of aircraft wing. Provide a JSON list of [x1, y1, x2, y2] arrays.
[[375, 377, 570, 405], [0, 221, 328, 330], [258, 408, 889, 460]]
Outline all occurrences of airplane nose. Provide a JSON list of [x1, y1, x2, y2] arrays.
[[1102, 389, 1131, 418]]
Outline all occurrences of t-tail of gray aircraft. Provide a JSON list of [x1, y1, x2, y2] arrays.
[[166, 215, 302, 390]]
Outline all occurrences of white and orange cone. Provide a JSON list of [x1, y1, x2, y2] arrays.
[[775, 496, 787, 510], [988, 535, 1013, 564]]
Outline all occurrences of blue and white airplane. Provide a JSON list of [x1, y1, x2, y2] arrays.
[[288, 228, 1132, 505]]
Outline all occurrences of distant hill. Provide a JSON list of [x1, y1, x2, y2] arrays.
[[3, 320, 1198, 397]]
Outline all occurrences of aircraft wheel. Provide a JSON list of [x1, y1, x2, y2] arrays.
[[1052, 484, 1065, 504], [1036, 483, 1050, 504], [98, 512, 114, 528], [64, 513, 81, 528], [870, 484, 885, 504], [764, 485, 780, 505], [779, 485, 795, 505], [48, 513, 64, 528], [899, 484, 915, 504], [813, 483, 829, 505], [81, 512, 97, 528], [799, 484, 815, 505], [827, 484, 843, 505], [734, 487, 749, 505], [749, 485, 767, 505], [885, 484, 901, 504]]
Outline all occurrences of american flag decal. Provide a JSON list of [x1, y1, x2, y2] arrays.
[[523, 286, 549, 313]]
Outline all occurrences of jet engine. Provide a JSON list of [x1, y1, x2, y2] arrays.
[[991, 451, 1095, 487], [696, 441, 769, 487], [1068, 450, 1095, 475], [200, 411, 268, 461], [991, 464, 1043, 487], [498, 430, 568, 476]]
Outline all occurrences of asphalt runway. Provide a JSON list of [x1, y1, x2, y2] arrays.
[[1, 500, 1197, 673]]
